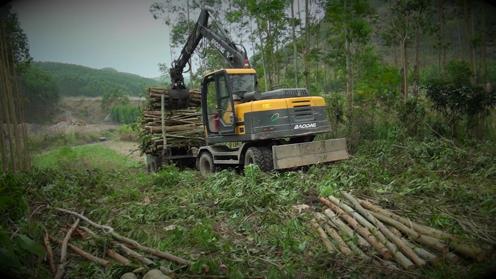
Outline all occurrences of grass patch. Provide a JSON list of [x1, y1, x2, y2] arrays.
[[28, 131, 105, 152], [2, 137, 495, 278], [33, 144, 142, 171]]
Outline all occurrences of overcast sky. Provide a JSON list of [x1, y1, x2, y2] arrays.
[[12, 0, 171, 78]]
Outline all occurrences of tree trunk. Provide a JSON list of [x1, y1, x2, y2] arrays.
[[257, 22, 269, 91], [291, 0, 298, 87], [470, 3, 477, 82], [413, 28, 420, 96], [303, 0, 310, 90], [0, 24, 18, 172], [401, 36, 408, 100], [481, 5, 487, 83]]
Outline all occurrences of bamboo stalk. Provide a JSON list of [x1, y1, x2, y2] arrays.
[[43, 230, 56, 274], [55, 218, 80, 279], [107, 249, 131, 266], [111, 232, 190, 265], [319, 197, 392, 260], [54, 208, 191, 265], [342, 193, 426, 267], [54, 208, 114, 233], [50, 236, 110, 267], [315, 213, 352, 255], [113, 241, 154, 266], [360, 199, 485, 260], [370, 210, 448, 253], [389, 226, 438, 262], [323, 209, 370, 248], [310, 218, 336, 254], [327, 196, 416, 269]]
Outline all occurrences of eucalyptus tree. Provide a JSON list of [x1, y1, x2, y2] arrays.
[[324, 0, 373, 124]]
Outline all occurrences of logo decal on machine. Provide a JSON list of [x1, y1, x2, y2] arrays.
[[294, 123, 317, 130]]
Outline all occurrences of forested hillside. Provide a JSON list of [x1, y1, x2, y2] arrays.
[[34, 62, 160, 97]]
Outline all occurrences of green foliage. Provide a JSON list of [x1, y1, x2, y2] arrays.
[[19, 65, 60, 122], [397, 97, 427, 137], [110, 104, 140, 124], [28, 131, 102, 152], [8, 137, 494, 278], [0, 173, 48, 278], [0, 174, 28, 219], [33, 145, 142, 171], [445, 60, 472, 86], [425, 61, 496, 134], [34, 62, 158, 97], [0, 4, 31, 67], [101, 90, 129, 112]]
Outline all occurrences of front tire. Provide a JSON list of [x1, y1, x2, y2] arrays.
[[244, 146, 274, 171], [197, 152, 215, 177]]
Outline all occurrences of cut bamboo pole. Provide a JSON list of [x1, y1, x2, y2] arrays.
[[43, 230, 56, 274], [323, 209, 370, 248], [111, 232, 191, 265], [315, 213, 352, 256], [329, 195, 438, 263], [327, 196, 416, 268], [50, 236, 110, 267], [107, 249, 131, 266], [327, 196, 390, 243], [310, 218, 336, 254], [342, 193, 426, 267], [54, 207, 191, 265], [360, 199, 485, 260], [161, 94, 167, 157], [319, 197, 392, 260], [389, 226, 438, 262], [55, 218, 80, 279], [370, 210, 448, 253], [113, 241, 154, 266]]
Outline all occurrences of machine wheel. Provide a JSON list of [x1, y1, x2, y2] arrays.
[[244, 146, 274, 171], [197, 152, 216, 177]]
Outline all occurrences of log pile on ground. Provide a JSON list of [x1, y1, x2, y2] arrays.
[[140, 87, 204, 154], [310, 192, 490, 270], [44, 207, 190, 279]]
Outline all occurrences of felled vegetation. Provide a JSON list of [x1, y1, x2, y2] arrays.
[[1, 135, 495, 278]]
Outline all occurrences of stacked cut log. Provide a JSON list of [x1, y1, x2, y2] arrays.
[[141, 87, 205, 154], [310, 192, 489, 270]]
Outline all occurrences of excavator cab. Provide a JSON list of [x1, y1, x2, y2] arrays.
[[201, 68, 257, 137]]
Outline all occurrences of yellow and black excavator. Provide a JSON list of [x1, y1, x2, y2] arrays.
[[165, 8, 348, 176]]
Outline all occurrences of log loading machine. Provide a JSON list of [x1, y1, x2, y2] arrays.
[[145, 8, 349, 175]]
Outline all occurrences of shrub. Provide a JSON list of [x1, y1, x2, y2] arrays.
[[110, 104, 140, 124], [424, 60, 496, 138]]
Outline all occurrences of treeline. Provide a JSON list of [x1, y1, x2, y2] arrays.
[[35, 62, 159, 97], [153, 0, 496, 143]]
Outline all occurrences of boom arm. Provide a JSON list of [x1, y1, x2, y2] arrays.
[[169, 8, 249, 90]]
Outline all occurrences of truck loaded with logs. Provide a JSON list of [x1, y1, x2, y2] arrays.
[[140, 8, 349, 175]]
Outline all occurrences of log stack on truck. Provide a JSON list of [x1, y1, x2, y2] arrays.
[[140, 87, 205, 171]]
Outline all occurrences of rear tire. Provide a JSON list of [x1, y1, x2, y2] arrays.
[[244, 146, 274, 171], [197, 152, 215, 177]]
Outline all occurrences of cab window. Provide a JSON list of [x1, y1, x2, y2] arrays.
[[217, 75, 233, 125], [205, 76, 218, 133]]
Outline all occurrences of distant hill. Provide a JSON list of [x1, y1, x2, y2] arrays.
[[34, 62, 160, 97]]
